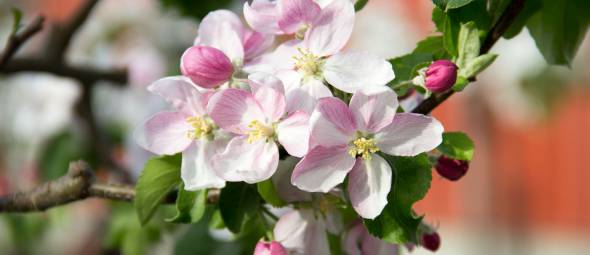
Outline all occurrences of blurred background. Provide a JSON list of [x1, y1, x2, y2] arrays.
[[0, 0, 589, 254]]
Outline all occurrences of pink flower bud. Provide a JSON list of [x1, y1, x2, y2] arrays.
[[425, 60, 458, 93], [254, 240, 287, 255], [180, 46, 234, 88], [421, 231, 441, 252], [435, 155, 469, 181]]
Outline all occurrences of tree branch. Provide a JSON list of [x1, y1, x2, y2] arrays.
[[0, 161, 220, 213], [0, 15, 45, 69], [0, 0, 127, 85], [411, 0, 526, 115], [0, 161, 131, 212]]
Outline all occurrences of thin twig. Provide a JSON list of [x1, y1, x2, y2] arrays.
[[47, 0, 99, 61], [0, 15, 45, 69], [411, 0, 526, 115], [0, 161, 128, 212]]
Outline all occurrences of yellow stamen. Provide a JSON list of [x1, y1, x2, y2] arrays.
[[186, 116, 214, 139], [247, 120, 274, 143], [292, 47, 324, 78], [348, 137, 380, 160]]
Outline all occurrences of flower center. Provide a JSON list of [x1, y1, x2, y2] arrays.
[[247, 120, 274, 143], [293, 47, 324, 78], [348, 137, 380, 160], [186, 116, 214, 139]]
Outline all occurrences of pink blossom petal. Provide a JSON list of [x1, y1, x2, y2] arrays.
[[207, 88, 266, 134], [348, 155, 392, 219], [375, 113, 444, 156], [291, 145, 356, 192], [180, 46, 234, 89], [243, 0, 283, 34], [148, 76, 212, 116], [349, 86, 399, 133], [134, 111, 192, 155], [212, 136, 279, 183], [323, 52, 395, 93], [309, 97, 356, 147], [284, 76, 332, 115], [274, 209, 330, 254], [272, 157, 312, 202], [303, 0, 355, 56], [254, 240, 288, 255], [277, 0, 322, 34], [277, 111, 310, 157], [243, 40, 300, 74], [243, 29, 275, 60], [344, 223, 399, 255], [248, 73, 286, 121], [195, 10, 245, 60], [181, 140, 226, 190]]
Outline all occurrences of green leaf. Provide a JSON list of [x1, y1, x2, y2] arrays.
[[39, 131, 91, 181], [501, 0, 543, 38], [364, 154, 432, 244], [219, 182, 260, 233], [437, 132, 475, 160], [441, 0, 492, 57], [388, 53, 433, 87], [413, 36, 449, 60], [433, 0, 475, 11], [354, 0, 369, 12], [526, 0, 590, 66], [166, 185, 207, 224], [135, 154, 182, 226], [460, 53, 497, 78], [451, 76, 469, 92], [456, 21, 480, 68], [432, 6, 445, 32], [257, 179, 286, 207], [11, 8, 22, 34], [209, 210, 226, 229]]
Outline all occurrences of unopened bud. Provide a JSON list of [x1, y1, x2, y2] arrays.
[[421, 231, 441, 252], [254, 240, 287, 255], [435, 155, 469, 181], [425, 60, 458, 93], [180, 46, 234, 88]]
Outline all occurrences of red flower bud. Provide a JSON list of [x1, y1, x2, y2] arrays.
[[254, 240, 287, 255], [435, 155, 469, 181], [425, 60, 458, 93], [180, 46, 234, 89], [421, 231, 441, 252]]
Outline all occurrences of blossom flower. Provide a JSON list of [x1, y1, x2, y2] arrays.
[[273, 209, 331, 254], [244, 0, 329, 38], [181, 10, 274, 88], [208, 73, 310, 183], [245, 0, 394, 113], [254, 240, 288, 255], [134, 77, 226, 190], [292, 86, 443, 219], [343, 221, 399, 255]]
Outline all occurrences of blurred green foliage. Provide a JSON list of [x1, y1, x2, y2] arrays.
[[159, 0, 234, 20]]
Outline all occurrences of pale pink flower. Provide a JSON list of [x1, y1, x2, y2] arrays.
[[254, 240, 288, 255], [273, 209, 330, 255], [245, 0, 394, 113], [343, 221, 399, 255], [134, 77, 226, 190], [208, 73, 310, 183], [181, 10, 274, 88], [291, 86, 443, 219]]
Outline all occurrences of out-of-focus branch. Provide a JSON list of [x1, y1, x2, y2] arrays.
[[412, 0, 526, 115], [0, 15, 45, 69], [0, 0, 127, 85], [0, 161, 132, 213], [0, 161, 220, 213]]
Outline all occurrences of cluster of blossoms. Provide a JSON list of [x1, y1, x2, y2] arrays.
[[135, 0, 450, 253]]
